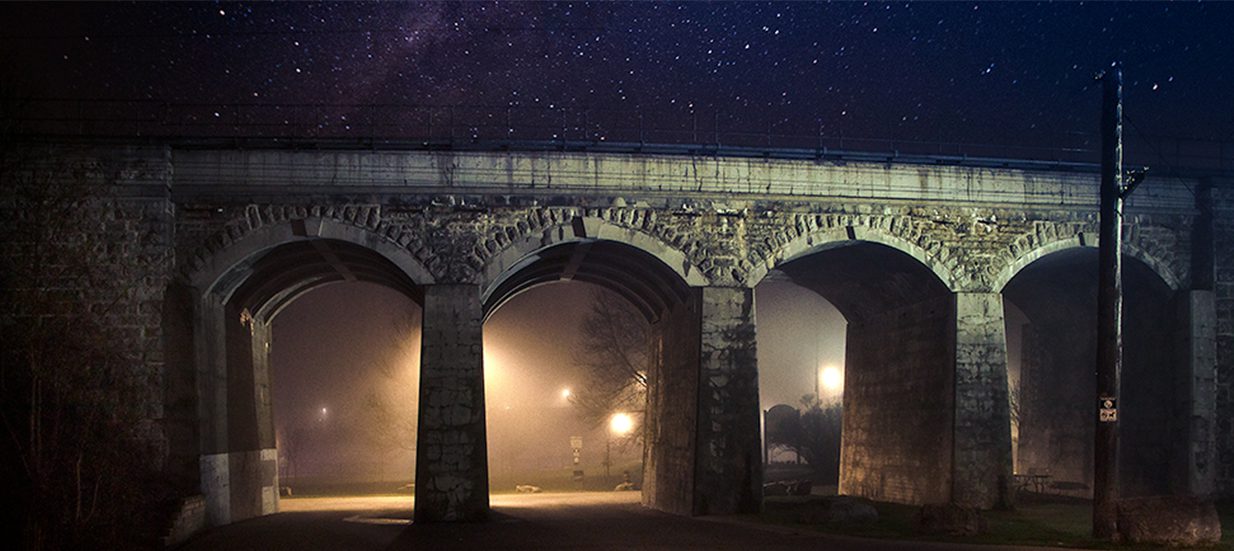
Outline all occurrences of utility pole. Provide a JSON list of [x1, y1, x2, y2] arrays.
[[1092, 63, 1124, 541], [1093, 63, 1148, 541]]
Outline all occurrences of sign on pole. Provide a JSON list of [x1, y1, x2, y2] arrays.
[[1099, 397, 1118, 423], [570, 436, 583, 465]]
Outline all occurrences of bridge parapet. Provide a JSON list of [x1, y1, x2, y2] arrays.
[[169, 148, 1198, 211]]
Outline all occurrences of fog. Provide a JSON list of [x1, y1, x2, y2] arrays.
[[270, 282, 420, 491], [271, 281, 651, 493], [268, 276, 849, 494], [754, 280, 847, 410]]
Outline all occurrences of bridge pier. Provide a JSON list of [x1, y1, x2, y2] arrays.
[[643, 286, 762, 516], [194, 296, 282, 527], [1179, 290, 1218, 496], [694, 287, 762, 515], [413, 284, 490, 522], [951, 292, 1014, 508]]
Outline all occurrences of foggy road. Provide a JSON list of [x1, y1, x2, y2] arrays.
[[177, 492, 1085, 551]]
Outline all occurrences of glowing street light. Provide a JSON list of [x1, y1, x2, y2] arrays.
[[561, 387, 573, 400], [609, 412, 634, 435], [820, 366, 843, 393], [605, 412, 635, 477]]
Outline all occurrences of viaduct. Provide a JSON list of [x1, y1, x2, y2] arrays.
[[5, 140, 1232, 539]]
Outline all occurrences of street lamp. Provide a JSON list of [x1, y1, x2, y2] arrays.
[[820, 365, 843, 394], [609, 412, 634, 435], [561, 387, 572, 400], [606, 412, 635, 477]]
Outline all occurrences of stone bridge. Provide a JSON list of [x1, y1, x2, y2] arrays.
[[10, 141, 1232, 536]]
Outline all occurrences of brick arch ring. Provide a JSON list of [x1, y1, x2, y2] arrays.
[[478, 214, 710, 305], [743, 224, 961, 291], [990, 233, 1183, 293], [185, 210, 436, 297]]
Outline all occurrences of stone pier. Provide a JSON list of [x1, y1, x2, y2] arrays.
[[414, 285, 490, 522], [951, 292, 1014, 508]]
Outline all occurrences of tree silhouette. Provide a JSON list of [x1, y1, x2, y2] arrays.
[[765, 395, 842, 482], [1, 134, 168, 547], [569, 289, 649, 448]]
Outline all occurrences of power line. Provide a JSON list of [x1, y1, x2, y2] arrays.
[[1124, 114, 1201, 198]]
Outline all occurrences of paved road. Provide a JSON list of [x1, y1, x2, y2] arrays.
[[178, 492, 1071, 550]]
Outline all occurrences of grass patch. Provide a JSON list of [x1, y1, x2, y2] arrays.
[[757, 494, 1234, 549]]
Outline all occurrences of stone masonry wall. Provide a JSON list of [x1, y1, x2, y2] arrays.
[[642, 293, 701, 515], [1214, 186, 1234, 494], [840, 294, 955, 505], [414, 284, 489, 522], [0, 145, 177, 543], [692, 286, 761, 515], [1, 145, 175, 462], [952, 292, 1014, 508]]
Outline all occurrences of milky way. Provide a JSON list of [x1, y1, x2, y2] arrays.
[[2, 2, 1231, 161]]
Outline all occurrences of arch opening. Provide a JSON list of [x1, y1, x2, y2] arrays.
[[182, 237, 425, 527], [1003, 247, 1182, 499], [757, 239, 955, 506], [483, 281, 648, 499], [483, 239, 706, 514], [270, 282, 421, 499]]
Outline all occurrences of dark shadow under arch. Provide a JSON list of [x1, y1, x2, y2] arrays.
[[483, 240, 691, 323], [1003, 247, 1181, 498], [769, 240, 955, 505]]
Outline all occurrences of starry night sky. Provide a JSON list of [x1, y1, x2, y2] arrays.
[[3, 2, 1233, 158], [6, 2, 1229, 480]]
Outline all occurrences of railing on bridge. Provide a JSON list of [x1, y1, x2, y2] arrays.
[[4, 98, 1232, 174]]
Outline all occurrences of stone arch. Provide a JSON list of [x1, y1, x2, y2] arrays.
[[477, 210, 709, 302], [185, 205, 435, 297], [1001, 238, 1185, 499], [174, 205, 434, 528], [752, 223, 959, 506], [744, 216, 961, 290], [991, 229, 1182, 293], [475, 211, 749, 517]]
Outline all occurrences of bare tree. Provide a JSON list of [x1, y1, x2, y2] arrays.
[[277, 424, 309, 482], [569, 290, 649, 446], [359, 313, 420, 454], [1, 137, 168, 548]]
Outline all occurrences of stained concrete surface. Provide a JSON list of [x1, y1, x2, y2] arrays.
[[177, 492, 1086, 551]]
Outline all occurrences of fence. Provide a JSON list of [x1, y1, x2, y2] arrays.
[[4, 98, 1231, 172]]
